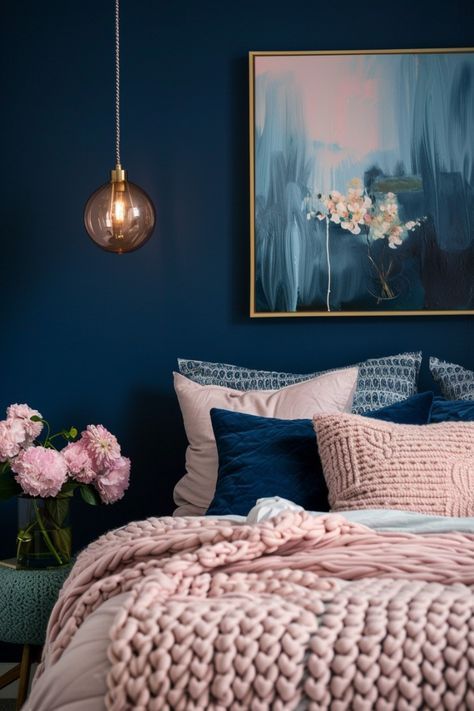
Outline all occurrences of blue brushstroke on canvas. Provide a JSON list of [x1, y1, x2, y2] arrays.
[[254, 53, 474, 312]]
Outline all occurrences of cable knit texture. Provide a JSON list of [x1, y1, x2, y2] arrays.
[[32, 511, 474, 709], [313, 414, 474, 516]]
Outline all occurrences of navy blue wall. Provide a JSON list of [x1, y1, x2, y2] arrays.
[[0, 0, 473, 565]]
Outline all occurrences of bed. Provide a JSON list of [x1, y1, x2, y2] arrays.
[[26, 498, 474, 710], [26, 355, 474, 709]]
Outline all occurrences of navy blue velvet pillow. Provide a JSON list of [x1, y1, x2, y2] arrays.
[[206, 391, 434, 517], [364, 390, 434, 425], [430, 396, 474, 422]]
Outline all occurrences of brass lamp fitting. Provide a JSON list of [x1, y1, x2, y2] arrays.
[[111, 164, 127, 183]]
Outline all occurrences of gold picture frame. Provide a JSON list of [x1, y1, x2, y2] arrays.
[[249, 47, 474, 318]]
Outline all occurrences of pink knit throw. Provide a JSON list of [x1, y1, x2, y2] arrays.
[[37, 512, 474, 709]]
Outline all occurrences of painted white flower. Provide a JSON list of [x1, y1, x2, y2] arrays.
[[305, 179, 425, 251]]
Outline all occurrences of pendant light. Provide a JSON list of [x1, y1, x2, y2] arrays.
[[84, 0, 155, 254]]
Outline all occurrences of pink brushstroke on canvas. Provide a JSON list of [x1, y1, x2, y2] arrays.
[[255, 55, 384, 161]]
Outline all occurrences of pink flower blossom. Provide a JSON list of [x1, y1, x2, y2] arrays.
[[335, 201, 348, 216], [7, 404, 43, 443], [0, 419, 26, 461], [12, 447, 68, 497], [62, 440, 97, 484], [388, 235, 403, 248], [348, 186, 363, 199], [95, 456, 130, 504], [81, 425, 121, 469], [387, 225, 404, 249]]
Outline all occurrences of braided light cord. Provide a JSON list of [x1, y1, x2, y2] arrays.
[[115, 0, 121, 165]]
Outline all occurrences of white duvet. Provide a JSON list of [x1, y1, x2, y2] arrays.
[[26, 498, 474, 711], [243, 496, 474, 533]]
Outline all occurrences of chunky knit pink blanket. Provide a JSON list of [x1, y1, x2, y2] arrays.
[[37, 512, 474, 709]]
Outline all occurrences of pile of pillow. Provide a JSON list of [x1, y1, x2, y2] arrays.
[[178, 352, 423, 414], [173, 353, 474, 518]]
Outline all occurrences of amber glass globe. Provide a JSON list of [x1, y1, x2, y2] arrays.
[[84, 171, 155, 254]]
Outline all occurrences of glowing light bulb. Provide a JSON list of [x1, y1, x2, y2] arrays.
[[113, 199, 125, 223], [84, 165, 155, 254]]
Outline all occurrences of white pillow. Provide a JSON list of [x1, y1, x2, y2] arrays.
[[173, 367, 359, 515]]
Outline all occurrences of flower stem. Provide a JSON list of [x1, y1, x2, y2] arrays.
[[16, 519, 39, 561], [33, 500, 64, 565], [326, 217, 331, 312], [42, 419, 51, 444], [366, 240, 395, 301]]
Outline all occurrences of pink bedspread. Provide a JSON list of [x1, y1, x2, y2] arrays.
[[35, 512, 474, 709]]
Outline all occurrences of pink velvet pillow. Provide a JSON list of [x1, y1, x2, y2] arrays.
[[313, 414, 474, 517], [173, 368, 359, 516]]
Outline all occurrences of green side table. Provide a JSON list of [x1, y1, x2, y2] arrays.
[[0, 560, 72, 709]]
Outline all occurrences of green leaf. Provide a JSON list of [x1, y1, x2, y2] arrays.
[[0, 470, 22, 500], [58, 481, 77, 497], [80, 485, 100, 506], [30, 415, 43, 422], [69, 427, 78, 439], [45, 498, 70, 526]]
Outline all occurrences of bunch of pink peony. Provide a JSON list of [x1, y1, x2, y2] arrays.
[[0, 403, 130, 504], [62, 425, 130, 504], [0, 404, 44, 461]]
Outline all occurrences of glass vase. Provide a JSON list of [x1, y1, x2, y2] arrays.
[[16, 496, 72, 569], [366, 241, 408, 304]]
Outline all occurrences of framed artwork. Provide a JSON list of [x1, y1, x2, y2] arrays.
[[249, 49, 474, 317]]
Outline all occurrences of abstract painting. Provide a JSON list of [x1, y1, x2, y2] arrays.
[[250, 49, 474, 316]]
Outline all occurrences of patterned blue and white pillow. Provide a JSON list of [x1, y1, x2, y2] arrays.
[[351, 353, 422, 413], [178, 352, 422, 414], [177, 359, 328, 391], [429, 357, 474, 401]]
